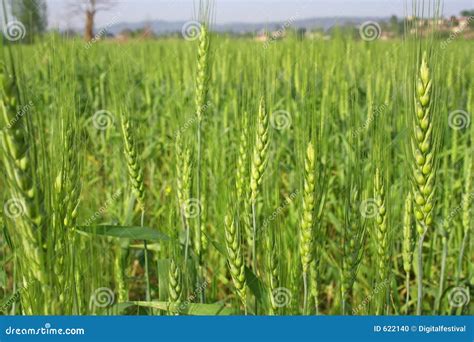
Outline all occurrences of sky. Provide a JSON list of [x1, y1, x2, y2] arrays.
[[46, 0, 473, 30]]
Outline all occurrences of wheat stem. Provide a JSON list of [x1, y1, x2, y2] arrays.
[[416, 228, 427, 315], [402, 193, 413, 314], [195, 21, 210, 275]]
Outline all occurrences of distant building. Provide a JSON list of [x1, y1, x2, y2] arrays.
[[255, 32, 268, 42], [380, 31, 396, 40], [407, 15, 472, 38], [255, 29, 286, 43], [116, 29, 132, 42], [306, 31, 324, 40], [141, 26, 155, 39]]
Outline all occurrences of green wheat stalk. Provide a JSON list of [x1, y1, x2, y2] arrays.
[[402, 192, 414, 314], [0, 62, 46, 290], [120, 113, 150, 302], [411, 52, 438, 315], [194, 10, 211, 298]]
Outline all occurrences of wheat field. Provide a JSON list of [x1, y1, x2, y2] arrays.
[[0, 9, 473, 316]]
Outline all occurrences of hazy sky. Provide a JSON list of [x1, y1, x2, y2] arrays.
[[46, 0, 473, 29]]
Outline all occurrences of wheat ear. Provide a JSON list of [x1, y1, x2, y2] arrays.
[[250, 97, 269, 203], [120, 114, 145, 210], [224, 214, 247, 312], [235, 114, 254, 254], [342, 182, 366, 315], [411, 52, 436, 315], [194, 19, 210, 296], [195, 23, 210, 123], [120, 113, 150, 301], [249, 97, 269, 271], [300, 142, 315, 313], [265, 234, 279, 314], [458, 150, 472, 281], [176, 140, 192, 260], [168, 259, 182, 314], [374, 167, 388, 314], [236, 114, 249, 205], [54, 121, 83, 309], [0, 64, 46, 286], [57, 124, 82, 230]]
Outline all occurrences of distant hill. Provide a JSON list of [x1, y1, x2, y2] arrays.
[[103, 17, 389, 35]]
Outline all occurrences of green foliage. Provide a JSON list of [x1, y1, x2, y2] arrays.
[[0, 21, 472, 316], [11, 0, 47, 42]]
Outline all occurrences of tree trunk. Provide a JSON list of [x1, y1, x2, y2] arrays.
[[85, 10, 94, 41]]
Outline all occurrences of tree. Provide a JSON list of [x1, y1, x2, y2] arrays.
[[389, 15, 398, 28], [388, 15, 403, 36], [11, 0, 48, 43], [69, 0, 115, 41], [460, 10, 474, 17], [296, 28, 306, 41], [460, 10, 474, 29]]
